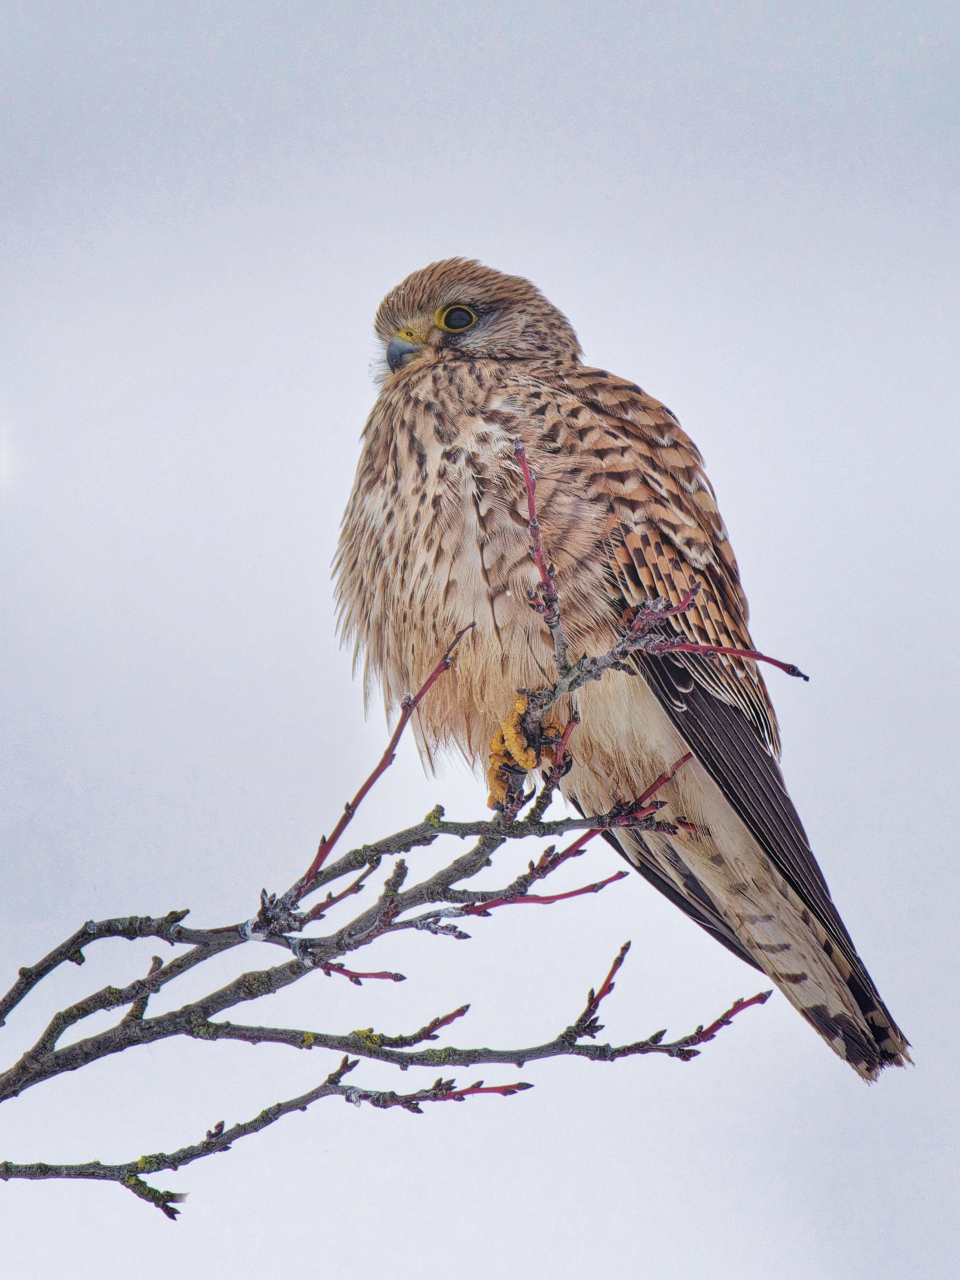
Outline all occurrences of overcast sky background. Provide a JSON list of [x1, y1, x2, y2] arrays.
[[1, 3, 958, 1275]]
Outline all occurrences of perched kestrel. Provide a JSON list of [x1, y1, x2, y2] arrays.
[[335, 258, 909, 1079]]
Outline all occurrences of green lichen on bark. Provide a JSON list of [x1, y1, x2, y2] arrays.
[[188, 1010, 216, 1040], [351, 1028, 383, 1049]]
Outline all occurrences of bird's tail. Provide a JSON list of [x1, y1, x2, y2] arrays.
[[624, 825, 911, 1081]]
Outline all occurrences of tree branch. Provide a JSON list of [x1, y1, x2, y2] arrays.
[[0, 910, 195, 1028], [0, 948, 770, 1217], [1, 451, 788, 1218], [0, 1054, 531, 1219]]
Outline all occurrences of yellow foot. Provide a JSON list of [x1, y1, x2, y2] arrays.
[[486, 696, 565, 808], [502, 695, 539, 771]]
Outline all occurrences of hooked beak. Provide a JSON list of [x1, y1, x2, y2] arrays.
[[386, 336, 422, 374]]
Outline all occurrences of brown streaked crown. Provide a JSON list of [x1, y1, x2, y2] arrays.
[[374, 257, 583, 364]]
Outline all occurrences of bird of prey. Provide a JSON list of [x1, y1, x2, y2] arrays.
[[335, 257, 908, 1079]]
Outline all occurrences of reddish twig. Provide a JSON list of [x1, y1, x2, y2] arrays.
[[635, 752, 693, 807], [653, 639, 809, 681], [460, 827, 603, 917], [626, 590, 807, 679], [500, 870, 628, 905], [514, 440, 569, 672], [550, 714, 579, 773], [302, 865, 376, 923], [294, 624, 475, 897], [580, 753, 693, 831], [682, 989, 773, 1046], [630, 588, 701, 629], [574, 941, 631, 1038], [607, 801, 667, 827], [348, 1076, 534, 1113], [463, 870, 627, 916], [376, 1004, 471, 1049], [550, 827, 602, 859], [381, 825, 617, 927], [319, 963, 407, 986], [433, 1080, 534, 1102], [530, 828, 602, 876]]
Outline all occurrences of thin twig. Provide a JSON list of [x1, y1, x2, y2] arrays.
[[0, 1056, 531, 1218], [651, 638, 809, 680], [302, 865, 376, 923], [634, 753, 694, 807], [317, 963, 406, 986], [0, 953, 771, 1218], [293, 624, 475, 896], [573, 941, 631, 1039], [373, 1005, 472, 1049], [680, 990, 774, 1047], [514, 440, 570, 674], [0, 910, 192, 1028], [462, 870, 628, 915]]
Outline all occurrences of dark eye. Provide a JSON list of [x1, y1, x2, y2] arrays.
[[435, 304, 477, 333]]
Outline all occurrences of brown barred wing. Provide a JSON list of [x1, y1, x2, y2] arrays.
[[551, 365, 781, 755]]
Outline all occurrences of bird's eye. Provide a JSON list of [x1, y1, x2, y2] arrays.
[[435, 304, 477, 333]]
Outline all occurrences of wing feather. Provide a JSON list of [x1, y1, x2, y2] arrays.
[[531, 365, 904, 1046], [554, 366, 782, 753], [641, 651, 905, 1046]]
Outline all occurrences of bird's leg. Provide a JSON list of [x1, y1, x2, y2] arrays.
[[486, 694, 567, 810], [524, 712, 579, 824]]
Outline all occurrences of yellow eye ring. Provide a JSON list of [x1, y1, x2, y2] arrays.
[[434, 304, 477, 333]]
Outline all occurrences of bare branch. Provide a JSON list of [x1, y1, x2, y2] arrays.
[[0, 910, 193, 1028], [0, 447, 787, 1219], [573, 941, 632, 1039], [0, 1055, 530, 1219], [0, 946, 770, 1218], [651, 638, 809, 681], [147, 965, 769, 1075]]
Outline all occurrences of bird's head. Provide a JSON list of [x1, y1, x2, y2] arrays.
[[374, 258, 582, 378]]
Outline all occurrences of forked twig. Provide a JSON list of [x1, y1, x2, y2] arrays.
[[574, 941, 632, 1039], [0, 948, 770, 1217]]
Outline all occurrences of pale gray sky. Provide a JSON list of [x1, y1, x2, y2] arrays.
[[2, 3, 958, 1275]]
